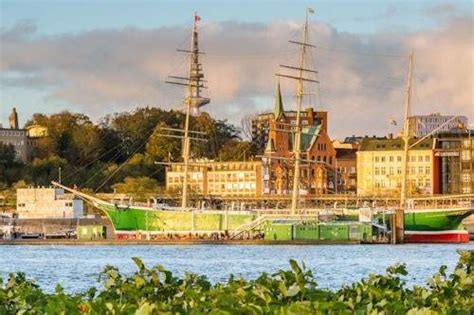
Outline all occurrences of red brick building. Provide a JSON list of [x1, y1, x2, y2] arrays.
[[252, 84, 336, 195]]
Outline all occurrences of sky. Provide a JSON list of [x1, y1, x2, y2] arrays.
[[1, 0, 473, 139]]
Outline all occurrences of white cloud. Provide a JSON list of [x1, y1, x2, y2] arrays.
[[1, 14, 473, 138]]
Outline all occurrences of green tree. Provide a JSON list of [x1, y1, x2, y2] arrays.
[[218, 140, 253, 161], [25, 155, 68, 186], [0, 143, 23, 186], [112, 176, 159, 195]]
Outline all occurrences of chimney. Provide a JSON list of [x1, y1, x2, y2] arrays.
[[388, 133, 393, 139]]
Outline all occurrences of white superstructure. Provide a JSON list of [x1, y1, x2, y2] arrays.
[[16, 187, 84, 219]]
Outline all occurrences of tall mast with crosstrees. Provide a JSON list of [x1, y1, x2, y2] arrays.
[[276, 8, 318, 215], [166, 12, 210, 210]]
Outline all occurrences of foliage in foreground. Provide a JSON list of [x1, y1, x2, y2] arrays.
[[0, 250, 473, 314]]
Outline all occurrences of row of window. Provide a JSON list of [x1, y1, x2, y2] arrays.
[[208, 172, 256, 182], [316, 143, 327, 151], [208, 182, 256, 192], [17, 202, 73, 207], [373, 178, 431, 189], [374, 155, 430, 163], [1, 140, 25, 146], [0, 130, 26, 137], [374, 166, 431, 176], [337, 179, 356, 186], [310, 155, 333, 165], [337, 166, 356, 174]]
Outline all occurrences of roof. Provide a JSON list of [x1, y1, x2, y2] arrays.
[[335, 148, 357, 159], [273, 82, 285, 120], [300, 124, 322, 151], [265, 137, 275, 153], [359, 137, 434, 152]]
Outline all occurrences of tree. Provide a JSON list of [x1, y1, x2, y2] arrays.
[[25, 155, 68, 186], [0, 143, 23, 186], [112, 176, 159, 196], [218, 140, 253, 161]]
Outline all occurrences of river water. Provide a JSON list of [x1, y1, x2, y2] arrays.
[[1, 243, 473, 293]]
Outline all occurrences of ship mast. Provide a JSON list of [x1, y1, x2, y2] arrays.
[[166, 12, 210, 210], [277, 8, 317, 215], [400, 50, 414, 209]]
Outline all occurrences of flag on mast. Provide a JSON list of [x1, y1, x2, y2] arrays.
[[195, 14, 201, 22], [307, 7, 315, 14]]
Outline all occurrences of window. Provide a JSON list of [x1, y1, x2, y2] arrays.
[[461, 150, 471, 161], [375, 156, 380, 162], [462, 173, 471, 182], [389, 156, 394, 162], [389, 167, 394, 175], [418, 166, 423, 174], [397, 156, 402, 162], [381, 156, 386, 162], [375, 167, 380, 175], [381, 167, 386, 175], [425, 155, 430, 162], [425, 166, 430, 175], [418, 156, 423, 162]]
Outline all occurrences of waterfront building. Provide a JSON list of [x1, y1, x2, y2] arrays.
[[433, 131, 474, 194], [16, 187, 84, 219], [357, 137, 435, 197], [254, 84, 336, 195], [333, 140, 358, 194], [408, 113, 468, 137], [166, 159, 262, 197], [0, 108, 35, 163]]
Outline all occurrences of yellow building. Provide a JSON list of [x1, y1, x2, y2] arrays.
[[26, 124, 48, 138], [166, 160, 262, 197], [357, 137, 434, 197]]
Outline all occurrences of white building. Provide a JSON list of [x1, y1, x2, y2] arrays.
[[408, 113, 468, 137], [16, 187, 84, 219]]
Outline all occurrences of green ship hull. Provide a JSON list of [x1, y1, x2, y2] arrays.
[[95, 203, 255, 233], [403, 208, 471, 231], [95, 202, 472, 234]]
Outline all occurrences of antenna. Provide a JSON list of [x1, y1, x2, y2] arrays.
[[276, 8, 317, 215]]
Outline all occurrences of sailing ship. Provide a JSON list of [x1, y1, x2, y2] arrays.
[[390, 51, 472, 243], [52, 11, 473, 243]]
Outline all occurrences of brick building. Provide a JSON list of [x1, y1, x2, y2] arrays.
[[253, 83, 336, 195], [333, 140, 358, 194]]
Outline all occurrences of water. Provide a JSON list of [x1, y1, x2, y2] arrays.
[[1, 243, 473, 293]]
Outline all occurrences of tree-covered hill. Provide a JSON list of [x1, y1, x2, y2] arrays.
[[0, 107, 257, 192]]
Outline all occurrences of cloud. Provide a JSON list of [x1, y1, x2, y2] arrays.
[[1, 15, 473, 138]]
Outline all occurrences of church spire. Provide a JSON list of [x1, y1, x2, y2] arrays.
[[273, 81, 285, 120]]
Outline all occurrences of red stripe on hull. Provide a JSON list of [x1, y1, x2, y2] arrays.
[[405, 232, 469, 243]]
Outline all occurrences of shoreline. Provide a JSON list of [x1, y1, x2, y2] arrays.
[[0, 239, 366, 246]]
